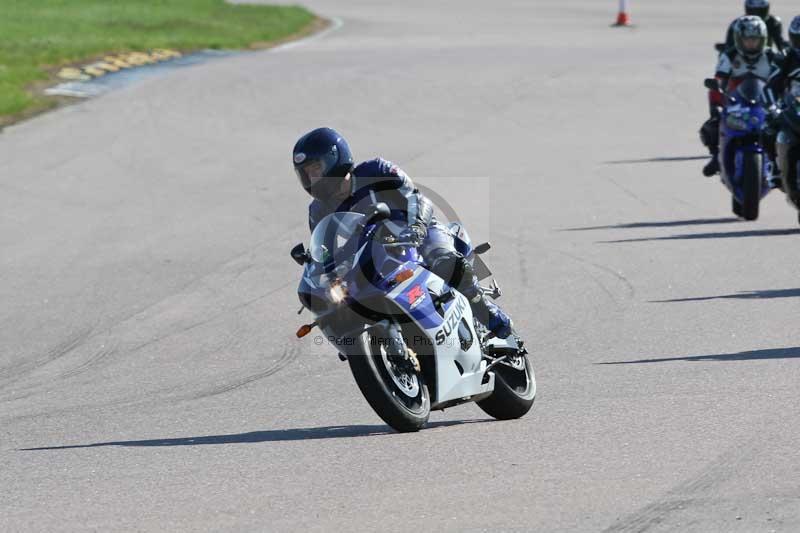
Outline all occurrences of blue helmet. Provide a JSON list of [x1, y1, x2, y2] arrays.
[[745, 0, 769, 19], [790, 15, 800, 51], [292, 127, 354, 200]]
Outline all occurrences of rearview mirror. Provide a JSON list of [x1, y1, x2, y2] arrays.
[[290, 243, 310, 266], [367, 202, 391, 223], [474, 242, 491, 255], [704, 78, 720, 92]]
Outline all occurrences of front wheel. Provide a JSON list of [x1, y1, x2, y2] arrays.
[[736, 152, 762, 221], [347, 333, 430, 432], [477, 350, 536, 420]]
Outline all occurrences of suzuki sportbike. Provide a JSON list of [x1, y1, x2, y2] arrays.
[[290, 203, 536, 432]]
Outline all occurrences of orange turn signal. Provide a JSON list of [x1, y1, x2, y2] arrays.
[[393, 269, 414, 284], [296, 324, 314, 338]]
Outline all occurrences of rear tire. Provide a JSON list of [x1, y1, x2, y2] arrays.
[[347, 333, 430, 432], [477, 352, 536, 420], [739, 152, 762, 221]]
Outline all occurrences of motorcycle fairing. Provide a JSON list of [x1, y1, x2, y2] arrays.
[[386, 267, 493, 406]]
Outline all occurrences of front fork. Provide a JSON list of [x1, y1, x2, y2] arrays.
[[374, 319, 420, 372]]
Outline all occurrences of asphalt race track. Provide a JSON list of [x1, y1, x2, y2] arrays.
[[2, 1, 800, 531]]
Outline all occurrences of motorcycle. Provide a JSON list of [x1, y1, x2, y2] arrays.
[[705, 77, 775, 220], [775, 84, 800, 225], [290, 203, 536, 432]]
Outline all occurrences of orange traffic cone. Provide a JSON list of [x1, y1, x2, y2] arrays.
[[613, 0, 632, 27]]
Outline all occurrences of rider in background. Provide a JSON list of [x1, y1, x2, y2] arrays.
[[292, 127, 513, 338], [723, 0, 788, 53], [766, 16, 800, 187], [701, 16, 781, 177], [766, 16, 800, 96]]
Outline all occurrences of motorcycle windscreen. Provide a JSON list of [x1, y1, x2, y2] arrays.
[[736, 78, 766, 104], [309, 211, 365, 270]]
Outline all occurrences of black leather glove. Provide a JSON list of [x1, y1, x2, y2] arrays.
[[399, 224, 427, 247]]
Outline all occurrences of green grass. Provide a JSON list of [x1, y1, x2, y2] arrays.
[[0, 0, 315, 122]]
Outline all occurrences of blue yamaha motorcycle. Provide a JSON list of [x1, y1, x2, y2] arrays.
[[705, 77, 775, 220], [290, 203, 535, 432]]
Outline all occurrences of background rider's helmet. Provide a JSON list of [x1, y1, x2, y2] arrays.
[[292, 127, 355, 200], [744, 0, 770, 20], [733, 15, 768, 60], [789, 15, 800, 52]]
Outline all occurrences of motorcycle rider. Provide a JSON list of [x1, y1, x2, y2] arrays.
[[723, 0, 787, 53], [701, 15, 781, 177], [766, 16, 800, 92], [292, 126, 514, 339], [766, 15, 800, 192]]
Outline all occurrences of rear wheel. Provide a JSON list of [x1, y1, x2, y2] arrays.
[[738, 152, 762, 221], [477, 349, 536, 420], [347, 333, 430, 432]]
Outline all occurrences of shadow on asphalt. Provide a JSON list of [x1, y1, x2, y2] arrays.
[[652, 288, 800, 303], [20, 419, 491, 451], [603, 155, 708, 165], [561, 217, 739, 232], [600, 228, 800, 243], [597, 347, 800, 365]]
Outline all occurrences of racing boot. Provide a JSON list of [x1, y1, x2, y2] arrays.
[[469, 294, 513, 339], [768, 168, 784, 190], [427, 248, 513, 338], [703, 150, 720, 177]]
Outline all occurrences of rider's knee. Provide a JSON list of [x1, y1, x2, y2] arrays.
[[700, 117, 720, 148], [426, 249, 478, 297]]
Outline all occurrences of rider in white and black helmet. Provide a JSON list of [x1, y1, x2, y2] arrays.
[[733, 14, 770, 60], [724, 0, 787, 53], [700, 16, 780, 176]]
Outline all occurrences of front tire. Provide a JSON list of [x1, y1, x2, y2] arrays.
[[477, 351, 536, 420], [347, 333, 430, 432], [738, 152, 762, 221]]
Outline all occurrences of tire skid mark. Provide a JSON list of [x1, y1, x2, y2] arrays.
[[127, 280, 293, 356], [602, 440, 759, 533], [186, 345, 299, 401], [580, 265, 621, 308], [553, 248, 636, 300], [0, 281, 293, 411], [3, 387, 174, 426], [2, 345, 300, 425], [1, 249, 290, 404], [0, 327, 93, 386], [0, 341, 116, 404], [607, 176, 649, 207], [58, 343, 118, 379]]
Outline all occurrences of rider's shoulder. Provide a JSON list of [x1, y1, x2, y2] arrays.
[[765, 48, 785, 64], [716, 48, 736, 70], [352, 158, 407, 179], [721, 47, 738, 61]]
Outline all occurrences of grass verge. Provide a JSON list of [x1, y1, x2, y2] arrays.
[[0, 0, 317, 127]]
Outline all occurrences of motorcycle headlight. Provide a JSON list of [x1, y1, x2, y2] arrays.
[[329, 281, 348, 303]]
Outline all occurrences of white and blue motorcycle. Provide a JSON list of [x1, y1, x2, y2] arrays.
[[291, 203, 536, 432]]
